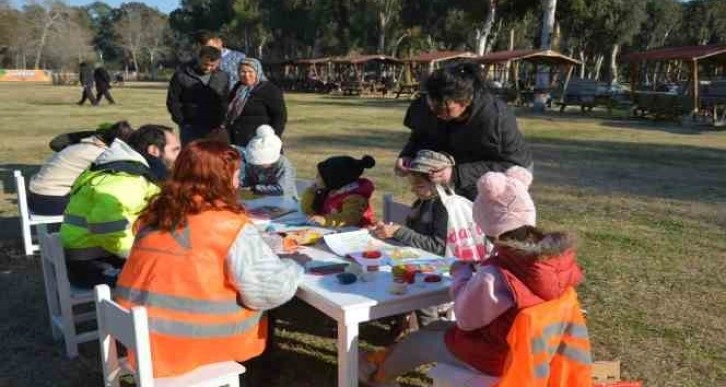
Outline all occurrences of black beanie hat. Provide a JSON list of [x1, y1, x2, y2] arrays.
[[317, 155, 376, 190]]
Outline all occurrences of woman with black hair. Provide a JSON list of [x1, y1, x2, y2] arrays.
[[395, 62, 532, 200]]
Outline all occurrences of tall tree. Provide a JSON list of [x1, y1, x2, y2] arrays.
[[24, 1, 65, 69], [536, 0, 557, 89], [113, 3, 168, 72], [369, 0, 402, 53]]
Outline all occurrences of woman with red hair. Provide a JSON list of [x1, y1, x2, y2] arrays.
[[115, 139, 304, 378]]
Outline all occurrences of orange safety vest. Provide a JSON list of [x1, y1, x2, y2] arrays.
[[115, 210, 267, 378], [497, 287, 592, 387]]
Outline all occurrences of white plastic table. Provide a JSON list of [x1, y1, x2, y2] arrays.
[[246, 197, 453, 387], [295, 245, 452, 387]]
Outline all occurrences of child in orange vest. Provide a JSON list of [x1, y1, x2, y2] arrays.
[[359, 166, 584, 386], [301, 155, 376, 227]]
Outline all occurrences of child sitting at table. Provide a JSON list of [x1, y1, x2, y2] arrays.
[[370, 150, 453, 332], [241, 125, 297, 198], [301, 154, 376, 227], [359, 166, 585, 386], [370, 150, 453, 256]]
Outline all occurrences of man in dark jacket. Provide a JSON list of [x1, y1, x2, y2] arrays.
[[395, 64, 532, 201], [166, 46, 230, 145], [94, 64, 115, 104], [77, 62, 97, 106]]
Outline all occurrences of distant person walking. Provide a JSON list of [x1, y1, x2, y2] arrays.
[[196, 30, 246, 91], [167, 46, 230, 145], [94, 64, 115, 104], [77, 62, 97, 106]]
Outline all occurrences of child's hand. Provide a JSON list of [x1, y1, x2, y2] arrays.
[[307, 215, 326, 226], [371, 221, 400, 239]]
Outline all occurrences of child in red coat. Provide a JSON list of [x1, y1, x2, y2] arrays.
[[359, 166, 584, 386]]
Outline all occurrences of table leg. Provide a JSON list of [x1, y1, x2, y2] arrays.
[[337, 320, 359, 387]]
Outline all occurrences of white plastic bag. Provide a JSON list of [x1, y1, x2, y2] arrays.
[[436, 185, 491, 261]]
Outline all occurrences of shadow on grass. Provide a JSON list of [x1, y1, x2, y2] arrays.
[[530, 137, 726, 202], [292, 96, 413, 110], [300, 127, 409, 152]]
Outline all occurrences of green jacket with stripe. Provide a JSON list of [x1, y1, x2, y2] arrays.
[[60, 140, 161, 261]]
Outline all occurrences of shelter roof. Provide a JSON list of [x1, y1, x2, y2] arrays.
[[405, 51, 477, 63], [620, 44, 726, 62], [473, 49, 581, 65], [294, 57, 336, 65], [331, 54, 402, 64]]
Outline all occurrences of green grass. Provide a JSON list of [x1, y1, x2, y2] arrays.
[[1, 83, 725, 386]]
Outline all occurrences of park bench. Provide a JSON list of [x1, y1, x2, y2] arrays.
[[394, 82, 420, 99], [556, 78, 598, 112], [632, 91, 693, 122], [701, 80, 726, 127], [341, 81, 363, 96]]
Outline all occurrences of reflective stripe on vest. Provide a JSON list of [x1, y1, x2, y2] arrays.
[[115, 286, 244, 315], [115, 286, 263, 338], [64, 214, 129, 234], [147, 312, 263, 338], [532, 321, 592, 378]]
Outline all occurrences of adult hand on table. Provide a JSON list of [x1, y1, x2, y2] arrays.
[[370, 221, 400, 239], [394, 156, 412, 177]]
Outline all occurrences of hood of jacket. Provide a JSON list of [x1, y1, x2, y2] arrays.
[[493, 232, 583, 301], [93, 139, 149, 167]]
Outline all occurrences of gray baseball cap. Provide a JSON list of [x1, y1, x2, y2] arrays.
[[408, 150, 455, 174]]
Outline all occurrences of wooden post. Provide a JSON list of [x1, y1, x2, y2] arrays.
[[692, 59, 699, 114], [561, 63, 573, 104]]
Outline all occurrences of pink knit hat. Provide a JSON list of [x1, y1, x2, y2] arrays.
[[473, 166, 536, 238]]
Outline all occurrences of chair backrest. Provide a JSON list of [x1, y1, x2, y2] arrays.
[[14, 170, 31, 224], [497, 287, 592, 387], [95, 284, 155, 387], [39, 233, 73, 299], [382, 194, 410, 224], [295, 178, 315, 195]]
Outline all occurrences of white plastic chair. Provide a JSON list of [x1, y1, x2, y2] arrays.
[[38, 232, 97, 358], [14, 170, 64, 255], [94, 285, 246, 387], [382, 193, 410, 224], [428, 362, 499, 387], [294, 178, 315, 195]]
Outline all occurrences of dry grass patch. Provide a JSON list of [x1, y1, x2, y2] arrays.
[[0, 83, 725, 386]]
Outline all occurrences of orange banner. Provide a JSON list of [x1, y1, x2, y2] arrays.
[[0, 69, 52, 83]]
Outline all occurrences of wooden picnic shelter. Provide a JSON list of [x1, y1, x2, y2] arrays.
[[621, 44, 726, 122], [472, 49, 582, 106], [330, 54, 403, 95], [395, 51, 477, 98]]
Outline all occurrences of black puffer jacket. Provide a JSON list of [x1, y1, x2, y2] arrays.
[[166, 62, 229, 128], [400, 93, 532, 200], [227, 81, 287, 147]]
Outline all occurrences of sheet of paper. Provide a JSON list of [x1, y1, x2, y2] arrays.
[[323, 229, 387, 256]]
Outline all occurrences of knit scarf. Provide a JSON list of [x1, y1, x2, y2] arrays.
[[225, 58, 268, 126]]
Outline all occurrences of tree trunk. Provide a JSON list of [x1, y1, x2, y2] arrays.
[[377, 11, 386, 53], [476, 0, 496, 55], [594, 54, 604, 81], [536, 0, 557, 89], [131, 50, 139, 74], [579, 50, 586, 79], [609, 43, 620, 84], [391, 32, 409, 57], [33, 23, 52, 69]]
